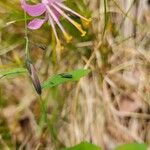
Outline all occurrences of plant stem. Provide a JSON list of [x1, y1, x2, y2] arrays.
[[39, 96, 47, 127], [102, 0, 108, 39], [24, 11, 29, 59]]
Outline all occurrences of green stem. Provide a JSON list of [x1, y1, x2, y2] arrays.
[[24, 11, 29, 59], [102, 0, 108, 39], [39, 96, 47, 127]]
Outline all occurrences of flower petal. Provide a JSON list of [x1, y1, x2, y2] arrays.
[[20, 0, 46, 16], [28, 18, 46, 30]]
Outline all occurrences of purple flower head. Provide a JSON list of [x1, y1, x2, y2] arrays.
[[20, 0, 91, 44]]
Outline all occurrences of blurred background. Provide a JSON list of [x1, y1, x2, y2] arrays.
[[0, 0, 150, 149]]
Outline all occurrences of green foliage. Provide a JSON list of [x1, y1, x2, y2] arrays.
[[115, 143, 148, 150], [42, 69, 90, 89], [0, 67, 90, 90], [61, 142, 101, 150], [0, 67, 27, 79], [61, 142, 148, 150]]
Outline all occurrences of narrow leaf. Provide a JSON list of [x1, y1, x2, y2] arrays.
[[0, 67, 27, 79], [61, 142, 101, 150], [115, 143, 148, 150], [42, 69, 90, 89]]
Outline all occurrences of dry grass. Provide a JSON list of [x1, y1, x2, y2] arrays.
[[0, 0, 150, 149]]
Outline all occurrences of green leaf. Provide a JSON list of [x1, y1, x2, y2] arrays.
[[42, 69, 90, 89], [0, 67, 27, 79], [115, 143, 148, 150], [61, 142, 101, 150]]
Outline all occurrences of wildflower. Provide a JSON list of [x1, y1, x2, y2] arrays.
[[20, 0, 91, 45]]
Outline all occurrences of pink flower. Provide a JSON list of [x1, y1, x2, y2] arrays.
[[20, 0, 90, 44]]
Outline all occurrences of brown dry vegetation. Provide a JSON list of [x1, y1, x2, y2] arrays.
[[0, 0, 150, 150]]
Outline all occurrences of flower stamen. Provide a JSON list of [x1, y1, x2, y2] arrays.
[[48, 13, 59, 43], [45, 5, 72, 43], [51, 3, 86, 37], [55, 2, 91, 23]]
